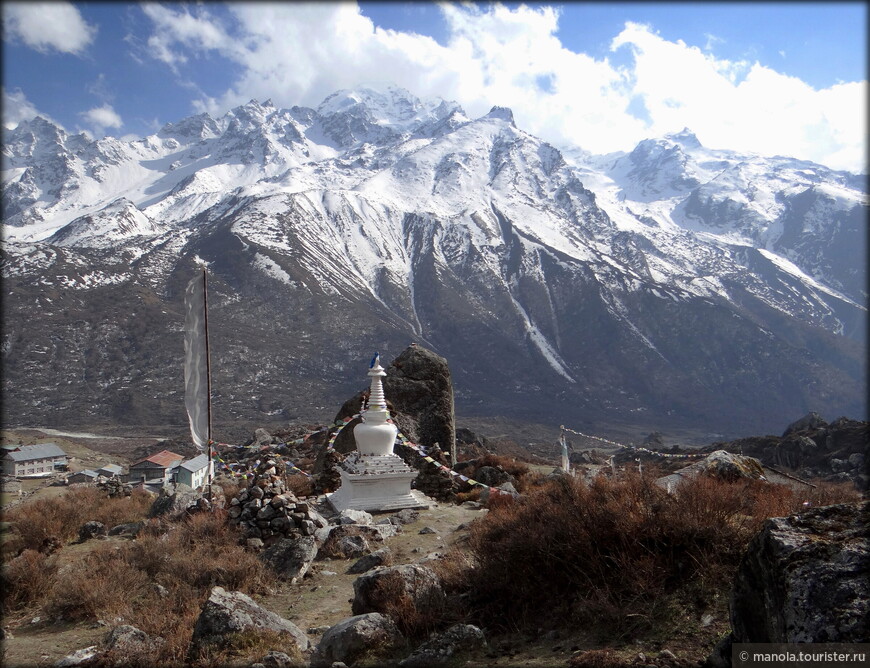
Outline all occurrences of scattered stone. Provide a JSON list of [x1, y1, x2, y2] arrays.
[[260, 650, 294, 668], [391, 508, 420, 525], [337, 509, 374, 525], [418, 527, 436, 535], [259, 536, 318, 583], [105, 624, 164, 654], [474, 466, 513, 488], [460, 501, 482, 510], [107, 522, 144, 537], [310, 613, 404, 668], [53, 646, 100, 667], [78, 521, 107, 542], [319, 524, 387, 559], [398, 624, 487, 667], [189, 586, 309, 654], [347, 547, 392, 574]]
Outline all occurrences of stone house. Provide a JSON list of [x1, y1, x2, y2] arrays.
[[175, 453, 212, 489], [128, 450, 184, 485], [3, 443, 67, 477]]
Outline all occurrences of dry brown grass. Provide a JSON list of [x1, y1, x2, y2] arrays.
[[187, 629, 304, 667], [4, 486, 153, 554], [285, 473, 315, 497], [3, 485, 275, 666]]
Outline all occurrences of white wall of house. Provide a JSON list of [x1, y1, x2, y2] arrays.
[[3, 456, 65, 477], [176, 460, 212, 489]]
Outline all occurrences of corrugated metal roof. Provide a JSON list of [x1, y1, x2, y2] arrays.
[[4, 443, 67, 462], [131, 449, 184, 468], [97, 464, 123, 474], [180, 453, 210, 472], [69, 469, 99, 479]]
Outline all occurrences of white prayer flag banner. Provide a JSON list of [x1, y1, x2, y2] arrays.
[[184, 272, 209, 451]]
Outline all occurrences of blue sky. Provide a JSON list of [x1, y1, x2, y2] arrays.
[[2, 2, 866, 172]]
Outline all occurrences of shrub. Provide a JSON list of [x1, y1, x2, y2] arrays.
[[4, 486, 153, 555], [2, 549, 58, 613], [463, 470, 846, 635]]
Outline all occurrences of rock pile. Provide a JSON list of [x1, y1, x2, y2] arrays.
[[227, 458, 328, 545], [709, 414, 869, 490], [96, 478, 133, 498]]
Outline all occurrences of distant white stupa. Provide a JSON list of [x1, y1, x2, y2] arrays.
[[327, 354, 430, 513]]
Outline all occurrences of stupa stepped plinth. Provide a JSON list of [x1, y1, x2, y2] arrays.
[[327, 354, 430, 513]]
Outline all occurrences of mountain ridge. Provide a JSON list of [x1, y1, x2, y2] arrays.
[[2, 84, 866, 436]]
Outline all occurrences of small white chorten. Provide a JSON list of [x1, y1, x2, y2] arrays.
[[327, 354, 430, 513]]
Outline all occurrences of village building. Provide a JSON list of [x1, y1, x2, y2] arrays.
[[67, 469, 100, 484], [175, 453, 212, 489], [128, 449, 184, 486], [96, 463, 123, 478], [2, 443, 67, 477]]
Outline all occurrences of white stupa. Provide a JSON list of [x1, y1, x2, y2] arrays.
[[327, 354, 430, 513]]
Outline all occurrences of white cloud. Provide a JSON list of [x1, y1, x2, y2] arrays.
[[136, 3, 867, 173], [80, 104, 123, 137], [3, 1, 96, 55], [611, 22, 867, 172], [3, 87, 43, 129]]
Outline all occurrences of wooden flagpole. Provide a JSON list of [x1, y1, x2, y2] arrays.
[[202, 267, 214, 505]]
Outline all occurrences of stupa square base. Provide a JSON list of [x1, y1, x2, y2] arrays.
[[327, 469, 431, 513]]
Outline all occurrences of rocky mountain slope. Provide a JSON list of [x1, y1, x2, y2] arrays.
[[1, 85, 866, 436]]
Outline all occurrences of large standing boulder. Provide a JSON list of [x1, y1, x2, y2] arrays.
[[327, 345, 456, 456], [310, 613, 405, 668], [730, 501, 869, 643], [189, 586, 309, 654], [352, 563, 445, 618], [259, 536, 318, 583], [148, 483, 201, 519]]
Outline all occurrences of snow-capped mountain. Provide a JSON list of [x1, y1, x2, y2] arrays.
[[2, 85, 866, 436]]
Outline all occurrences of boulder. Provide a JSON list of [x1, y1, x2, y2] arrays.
[[390, 509, 420, 525], [310, 613, 404, 668], [730, 501, 869, 643], [479, 481, 517, 503], [189, 586, 309, 653], [329, 345, 455, 459], [259, 536, 318, 583], [253, 428, 273, 446], [148, 483, 201, 519], [699, 450, 765, 481], [108, 522, 144, 537], [105, 624, 164, 654], [53, 646, 100, 667], [783, 412, 828, 437], [259, 650, 294, 667], [352, 563, 445, 618], [319, 524, 386, 559], [337, 509, 374, 525], [78, 521, 107, 542], [348, 547, 393, 575], [473, 466, 512, 488], [398, 624, 487, 667]]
